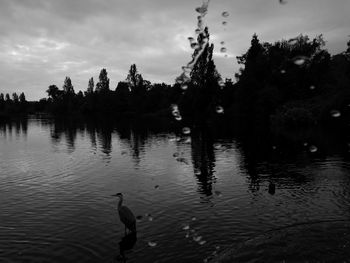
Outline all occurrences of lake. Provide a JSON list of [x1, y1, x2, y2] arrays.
[[1, 116, 350, 262]]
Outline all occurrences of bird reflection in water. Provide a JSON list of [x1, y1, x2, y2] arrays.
[[111, 193, 137, 262], [114, 232, 137, 262]]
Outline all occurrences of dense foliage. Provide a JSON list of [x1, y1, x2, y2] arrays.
[[1, 31, 350, 130]]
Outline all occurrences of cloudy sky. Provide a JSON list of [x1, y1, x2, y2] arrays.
[[0, 0, 349, 100]]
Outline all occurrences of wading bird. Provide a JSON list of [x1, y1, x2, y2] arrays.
[[112, 193, 136, 235]]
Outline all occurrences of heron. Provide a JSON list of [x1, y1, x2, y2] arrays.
[[112, 193, 136, 235]]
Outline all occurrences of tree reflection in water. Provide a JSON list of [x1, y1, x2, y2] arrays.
[[190, 129, 216, 196]]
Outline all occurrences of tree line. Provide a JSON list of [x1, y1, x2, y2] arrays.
[[1, 28, 350, 130]]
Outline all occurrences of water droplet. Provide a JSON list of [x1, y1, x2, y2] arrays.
[[192, 217, 197, 221], [193, 236, 202, 242], [280, 69, 286, 74], [224, 54, 228, 58], [184, 138, 192, 144], [154, 185, 159, 189], [182, 127, 191, 135], [215, 190, 222, 197], [148, 216, 153, 221], [272, 146, 277, 150], [303, 142, 308, 147], [185, 233, 190, 238], [148, 241, 157, 247], [309, 145, 318, 153], [331, 110, 341, 118], [293, 56, 308, 66], [222, 21, 227, 26], [199, 240, 207, 245], [220, 41, 225, 45], [220, 47, 227, 53], [172, 110, 180, 117], [181, 84, 188, 90], [188, 37, 195, 43], [215, 246, 221, 250], [310, 85, 316, 90], [191, 43, 200, 49], [176, 157, 189, 165], [215, 106, 224, 114], [288, 38, 298, 45], [183, 225, 190, 230], [222, 11, 229, 18], [175, 115, 182, 121]]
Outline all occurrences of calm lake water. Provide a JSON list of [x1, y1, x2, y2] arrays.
[[1, 116, 350, 263]]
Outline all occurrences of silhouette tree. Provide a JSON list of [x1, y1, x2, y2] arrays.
[[47, 85, 60, 101], [126, 64, 143, 93], [179, 27, 221, 123], [86, 77, 94, 95], [63, 77, 75, 95], [19, 92, 26, 103], [12, 93, 19, 103], [96, 69, 110, 93]]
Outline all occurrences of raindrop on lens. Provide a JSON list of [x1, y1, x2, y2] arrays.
[[220, 41, 225, 45], [330, 110, 341, 118], [182, 127, 191, 135], [215, 190, 222, 197], [183, 225, 190, 230], [222, 21, 227, 26], [309, 145, 318, 153], [280, 69, 286, 74], [148, 241, 157, 247], [192, 216, 197, 221], [216, 106, 224, 114], [222, 11, 229, 17], [220, 47, 227, 53], [193, 236, 202, 242], [293, 56, 308, 66], [310, 85, 316, 90], [194, 170, 201, 176]]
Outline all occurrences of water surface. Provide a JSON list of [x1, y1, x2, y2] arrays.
[[1, 116, 350, 262]]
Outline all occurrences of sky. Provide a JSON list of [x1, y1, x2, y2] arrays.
[[0, 0, 349, 100]]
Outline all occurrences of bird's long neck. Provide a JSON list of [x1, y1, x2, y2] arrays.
[[117, 196, 123, 209]]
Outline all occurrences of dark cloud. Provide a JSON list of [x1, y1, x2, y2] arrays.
[[0, 0, 349, 100]]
